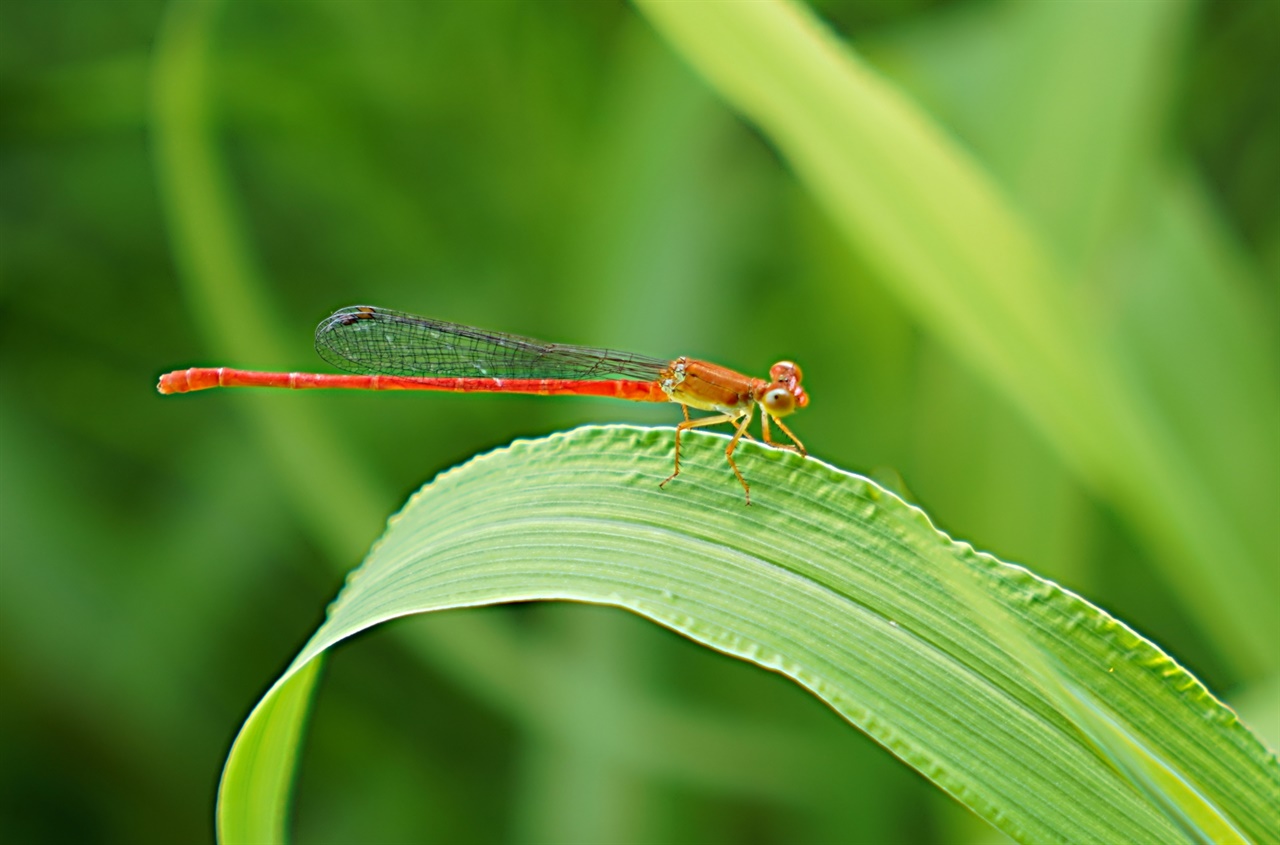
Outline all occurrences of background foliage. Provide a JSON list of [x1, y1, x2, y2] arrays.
[[1, 1, 1276, 843]]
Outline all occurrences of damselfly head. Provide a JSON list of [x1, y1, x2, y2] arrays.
[[760, 360, 808, 416]]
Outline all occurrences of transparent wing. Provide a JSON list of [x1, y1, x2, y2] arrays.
[[315, 306, 670, 380]]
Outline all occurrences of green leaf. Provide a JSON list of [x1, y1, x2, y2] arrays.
[[217, 659, 323, 845], [217, 427, 1279, 845], [632, 0, 1278, 675]]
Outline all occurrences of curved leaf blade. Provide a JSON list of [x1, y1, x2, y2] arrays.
[[217, 427, 1278, 844], [217, 659, 323, 845]]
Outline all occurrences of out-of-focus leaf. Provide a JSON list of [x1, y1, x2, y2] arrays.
[[866, 0, 1280, 676], [632, 0, 1277, 673]]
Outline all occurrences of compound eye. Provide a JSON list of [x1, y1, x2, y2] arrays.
[[762, 387, 795, 415]]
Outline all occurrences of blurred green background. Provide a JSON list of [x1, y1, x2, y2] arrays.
[[2, 1, 1276, 843]]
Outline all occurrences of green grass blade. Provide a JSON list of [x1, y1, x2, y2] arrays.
[[631, 0, 1276, 674], [866, 1, 1280, 665], [217, 659, 324, 845], [150, 0, 389, 561], [216, 427, 1279, 844]]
